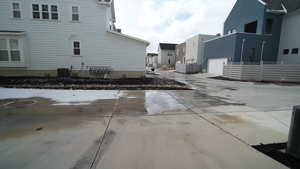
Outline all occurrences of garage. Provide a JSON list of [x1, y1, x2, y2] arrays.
[[208, 58, 228, 76]]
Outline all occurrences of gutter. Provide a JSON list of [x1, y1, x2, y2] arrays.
[[107, 30, 150, 45]]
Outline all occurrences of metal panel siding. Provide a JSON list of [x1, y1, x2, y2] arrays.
[[203, 34, 237, 70], [224, 0, 266, 35], [224, 64, 300, 82], [278, 9, 300, 64], [158, 49, 176, 66], [0, 0, 147, 71]]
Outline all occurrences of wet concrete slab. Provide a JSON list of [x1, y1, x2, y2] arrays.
[[95, 115, 287, 169], [0, 97, 115, 117], [0, 116, 109, 169], [200, 111, 290, 145], [115, 91, 189, 116], [192, 105, 259, 114], [167, 90, 245, 110]]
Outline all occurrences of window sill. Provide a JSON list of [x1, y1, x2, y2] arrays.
[[31, 19, 60, 22], [72, 55, 82, 57], [11, 18, 24, 21], [70, 21, 80, 23]]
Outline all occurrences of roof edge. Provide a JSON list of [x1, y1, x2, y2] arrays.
[[107, 30, 150, 45]]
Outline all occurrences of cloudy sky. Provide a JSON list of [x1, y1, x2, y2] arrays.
[[114, 0, 236, 52]]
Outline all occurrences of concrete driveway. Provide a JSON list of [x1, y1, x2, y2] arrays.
[[1, 72, 300, 169]]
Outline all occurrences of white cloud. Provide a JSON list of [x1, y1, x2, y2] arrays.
[[114, 0, 236, 52]]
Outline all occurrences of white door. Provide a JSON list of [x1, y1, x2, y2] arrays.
[[208, 58, 228, 76]]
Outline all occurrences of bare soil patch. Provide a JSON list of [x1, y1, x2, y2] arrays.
[[0, 77, 190, 90]]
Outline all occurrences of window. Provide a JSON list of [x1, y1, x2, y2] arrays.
[[72, 6, 79, 21], [0, 39, 9, 61], [51, 5, 58, 20], [42, 4, 49, 19], [32, 4, 40, 19], [244, 21, 257, 33], [283, 49, 289, 55], [292, 48, 299, 54], [0, 39, 21, 62], [73, 41, 80, 55], [9, 39, 21, 61], [266, 19, 273, 34], [12, 2, 21, 18]]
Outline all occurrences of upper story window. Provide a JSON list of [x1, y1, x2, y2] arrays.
[[42, 4, 49, 20], [12, 2, 21, 19], [266, 19, 273, 34], [51, 5, 58, 20], [32, 4, 40, 19], [72, 6, 79, 21], [32, 4, 58, 20], [283, 49, 289, 55], [292, 48, 299, 55], [73, 41, 81, 56], [0, 39, 21, 62]]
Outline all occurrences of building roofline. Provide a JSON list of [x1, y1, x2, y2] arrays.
[[203, 32, 272, 43], [107, 30, 150, 45]]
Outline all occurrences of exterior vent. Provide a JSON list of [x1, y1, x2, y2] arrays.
[[97, 0, 112, 5]]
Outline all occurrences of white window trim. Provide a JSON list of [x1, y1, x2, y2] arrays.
[[12, 1, 22, 19], [50, 5, 59, 20], [41, 4, 50, 20], [32, 3, 40, 19], [71, 6, 80, 22], [72, 40, 81, 57], [32, 4, 60, 21], [0, 38, 23, 63]]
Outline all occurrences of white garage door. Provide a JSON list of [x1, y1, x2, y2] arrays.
[[208, 58, 228, 76]]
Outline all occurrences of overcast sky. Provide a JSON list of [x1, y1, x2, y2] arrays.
[[114, 0, 236, 52]]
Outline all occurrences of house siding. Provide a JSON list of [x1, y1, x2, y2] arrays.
[[0, 0, 147, 76]]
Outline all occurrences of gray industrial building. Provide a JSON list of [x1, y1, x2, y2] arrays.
[[204, 0, 300, 76]]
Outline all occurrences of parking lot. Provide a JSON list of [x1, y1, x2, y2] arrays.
[[1, 71, 300, 169]]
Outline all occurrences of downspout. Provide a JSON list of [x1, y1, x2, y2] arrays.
[[260, 41, 266, 64], [240, 39, 245, 64], [260, 41, 266, 81]]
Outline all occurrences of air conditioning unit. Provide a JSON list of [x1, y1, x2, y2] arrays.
[[97, 0, 112, 5]]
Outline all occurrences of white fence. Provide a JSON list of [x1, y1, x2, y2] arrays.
[[223, 64, 300, 82], [176, 63, 201, 74]]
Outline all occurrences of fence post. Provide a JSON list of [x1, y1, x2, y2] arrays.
[[287, 106, 300, 159]]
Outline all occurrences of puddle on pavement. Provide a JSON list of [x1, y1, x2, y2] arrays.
[[168, 90, 245, 109], [115, 91, 187, 116]]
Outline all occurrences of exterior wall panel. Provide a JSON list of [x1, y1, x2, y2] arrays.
[[0, 0, 147, 75]]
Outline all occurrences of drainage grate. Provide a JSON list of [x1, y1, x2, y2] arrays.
[[252, 142, 300, 169]]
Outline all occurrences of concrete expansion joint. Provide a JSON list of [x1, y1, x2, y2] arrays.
[[89, 91, 120, 169], [167, 91, 253, 147]]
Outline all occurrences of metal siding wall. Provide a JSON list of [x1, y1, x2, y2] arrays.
[[203, 34, 237, 71], [224, 64, 300, 82], [224, 0, 266, 35], [278, 10, 300, 64]]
